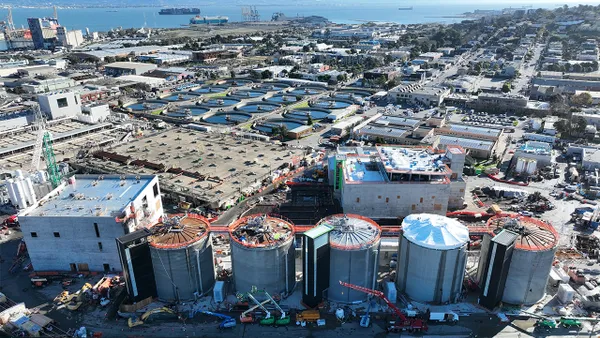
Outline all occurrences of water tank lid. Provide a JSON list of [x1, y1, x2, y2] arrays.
[[402, 213, 469, 250], [319, 213, 381, 250]]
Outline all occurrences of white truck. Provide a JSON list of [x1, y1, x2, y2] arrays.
[[429, 311, 459, 323]]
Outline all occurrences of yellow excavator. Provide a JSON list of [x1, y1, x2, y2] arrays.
[[128, 307, 177, 328], [66, 283, 93, 311]]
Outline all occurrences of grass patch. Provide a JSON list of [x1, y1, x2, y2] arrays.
[[204, 91, 228, 98], [290, 101, 310, 109], [240, 123, 253, 130], [150, 109, 163, 115]]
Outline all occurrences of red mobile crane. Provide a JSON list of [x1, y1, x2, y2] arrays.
[[339, 281, 428, 333]]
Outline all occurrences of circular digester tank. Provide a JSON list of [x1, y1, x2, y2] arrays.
[[149, 214, 215, 301], [229, 214, 296, 296], [485, 214, 559, 305], [318, 214, 381, 303], [397, 213, 469, 304]]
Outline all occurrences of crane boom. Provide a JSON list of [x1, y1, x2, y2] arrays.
[[263, 291, 286, 319], [247, 293, 271, 319], [339, 281, 427, 332]]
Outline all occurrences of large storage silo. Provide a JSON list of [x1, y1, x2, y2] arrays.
[[229, 214, 295, 296], [397, 213, 469, 303], [485, 214, 559, 305], [149, 214, 215, 301], [318, 214, 381, 303]]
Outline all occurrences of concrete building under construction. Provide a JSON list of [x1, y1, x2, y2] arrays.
[[18, 174, 164, 272], [328, 145, 466, 219]]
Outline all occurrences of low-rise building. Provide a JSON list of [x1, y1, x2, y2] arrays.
[[79, 103, 110, 124], [513, 141, 553, 167], [434, 135, 496, 159], [18, 174, 164, 272], [104, 62, 158, 76], [22, 77, 76, 94], [397, 86, 451, 107]]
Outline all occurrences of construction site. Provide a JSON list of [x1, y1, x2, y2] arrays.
[[75, 128, 308, 210]]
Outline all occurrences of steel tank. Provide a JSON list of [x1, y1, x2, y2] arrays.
[[229, 214, 295, 296], [319, 214, 381, 303], [397, 213, 469, 304], [149, 214, 215, 301], [486, 214, 559, 305]]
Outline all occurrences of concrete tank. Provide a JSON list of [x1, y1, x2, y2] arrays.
[[486, 214, 559, 305], [149, 214, 215, 301], [319, 214, 381, 303], [397, 213, 469, 304], [229, 214, 295, 296]]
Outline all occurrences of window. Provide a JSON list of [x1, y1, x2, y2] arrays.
[[56, 97, 68, 108], [420, 197, 424, 203], [397, 195, 400, 199], [103, 264, 110, 272], [98, 242, 103, 251], [378, 196, 381, 199], [460, 189, 465, 193], [356, 197, 360, 203], [94, 223, 100, 238], [385, 197, 389, 203], [53, 232, 60, 238], [411, 204, 416, 210], [31, 232, 38, 238], [434, 204, 442, 211], [74, 96, 78, 105], [153, 183, 159, 197]]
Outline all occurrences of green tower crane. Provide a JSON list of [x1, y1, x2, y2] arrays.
[[30, 103, 62, 188]]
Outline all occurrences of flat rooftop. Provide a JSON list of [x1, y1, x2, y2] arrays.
[[372, 116, 421, 128], [519, 141, 552, 155], [377, 146, 448, 173], [22, 174, 155, 217], [438, 135, 495, 151], [446, 124, 502, 138], [345, 157, 386, 182], [83, 129, 306, 207]]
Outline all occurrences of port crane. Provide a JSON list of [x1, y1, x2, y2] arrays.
[[339, 281, 428, 333], [30, 103, 62, 188]]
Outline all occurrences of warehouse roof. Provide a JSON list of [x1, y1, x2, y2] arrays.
[[437, 135, 494, 151], [402, 213, 469, 250], [446, 124, 502, 137], [22, 175, 155, 217], [357, 125, 410, 139], [373, 116, 421, 128]]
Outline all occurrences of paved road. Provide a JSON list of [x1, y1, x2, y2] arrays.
[[512, 43, 545, 96]]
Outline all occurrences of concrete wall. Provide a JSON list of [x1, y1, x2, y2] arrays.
[[341, 182, 450, 218], [448, 180, 466, 209], [38, 91, 82, 120], [80, 104, 110, 124], [20, 176, 163, 272], [20, 215, 126, 272]]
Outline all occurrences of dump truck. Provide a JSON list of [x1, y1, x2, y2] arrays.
[[296, 310, 320, 325]]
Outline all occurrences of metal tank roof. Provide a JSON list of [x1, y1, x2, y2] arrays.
[[229, 213, 295, 248], [317, 214, 381, 250], [149, 213, 210, 249], [486, 214, 558, 251], [401, 213, 469, 250]]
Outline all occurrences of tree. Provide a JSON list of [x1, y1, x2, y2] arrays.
[[307, 115, 314, 126], [554, 119, 570, 136], [261, 70, 273, 79], [230, 70, 236, 78], [571, 92, 593, 107], [337, 73, 348, 82], [501, 82, 511, 93], [575, 116, 588, 133], [302, 45, 310, 52]]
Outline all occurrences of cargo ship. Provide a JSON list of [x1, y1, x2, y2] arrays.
[[159, 8, 201, 15], [190, 16, 229, 25], [398, 6, 413, 10]]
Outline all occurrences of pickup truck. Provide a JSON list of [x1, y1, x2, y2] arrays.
[[429, 311, 459, 323]]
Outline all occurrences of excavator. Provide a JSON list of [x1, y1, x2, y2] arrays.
[[128, 307, 177, 328], [339, 281, 428, 333]]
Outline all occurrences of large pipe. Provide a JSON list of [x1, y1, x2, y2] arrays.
[[195, 248, 203, 295]]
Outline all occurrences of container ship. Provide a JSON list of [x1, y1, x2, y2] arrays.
[[190, 16, 229, 25], [159, 8, 201, 15], [398, 6, 413, 10]]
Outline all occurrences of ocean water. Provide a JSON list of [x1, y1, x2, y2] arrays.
[[2, 2, 588, 32]]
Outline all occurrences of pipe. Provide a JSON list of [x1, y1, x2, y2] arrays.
[[196, 247, 203, 295], [285, 251, 289, 294], [371, 244, 380, 292]]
